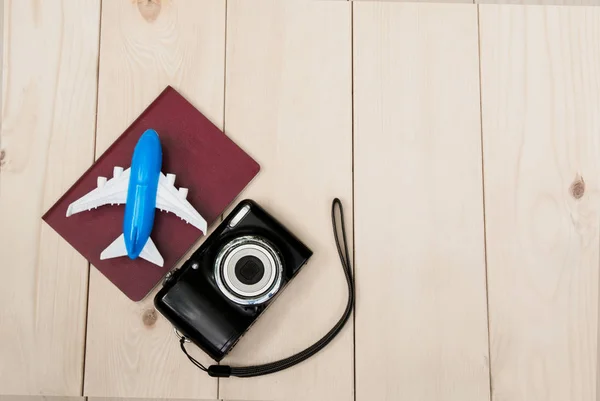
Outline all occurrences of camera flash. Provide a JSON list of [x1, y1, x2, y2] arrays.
[[229, 204, 251, 228]]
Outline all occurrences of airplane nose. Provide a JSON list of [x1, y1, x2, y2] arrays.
[[134, 129, 162, 161], [141, 129, 160, 143]]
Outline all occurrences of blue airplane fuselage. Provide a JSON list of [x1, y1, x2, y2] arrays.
[[124, 129, 162, 259]]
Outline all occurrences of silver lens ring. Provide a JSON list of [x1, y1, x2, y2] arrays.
[[223, 244, 276, 297], [214, 235, 283, 305]]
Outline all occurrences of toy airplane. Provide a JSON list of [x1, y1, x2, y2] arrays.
[[66, 129, 207, 267]]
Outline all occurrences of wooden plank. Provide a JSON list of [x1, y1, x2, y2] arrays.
[[87, 397, 260, 401], [88, 399, 264, 401], [478, 0, 600, 5], [0, 397, 84, 401], [219, 1, 353, 400], [353, 0, 473, 4], [479, 5, 600, 401], [0, 0, 3, 143], [0, 0, 100, 395], [352, 0, 600, 5], [83, 0, 225, 398], [88, 399, 218, 401], [353, 3, 489, 401]]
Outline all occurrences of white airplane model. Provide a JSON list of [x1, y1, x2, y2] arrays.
[[66, 130, 207, 267]]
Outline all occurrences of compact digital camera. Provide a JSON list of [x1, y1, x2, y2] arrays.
[[155, 200, 313, 361]]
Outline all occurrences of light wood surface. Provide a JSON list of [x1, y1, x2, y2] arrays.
[[0, 398, 84, 401], [0, 0, 100, 395], [219, 1, 353, 400], [479, 5, 600, 401], [86, 397, 268, 401], [477, 0, 600, 4], [86, 397, 258, 401], [4, 2, 600, 400], [83, 0, 224, 398], [355, 0, 474, 3], [353, 3, 490, 401], [88, 399, 221, 401], [354, 0, 600, 4]]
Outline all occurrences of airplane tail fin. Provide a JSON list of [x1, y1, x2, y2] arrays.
[[139, 237, 164, 267], [100, 234, 128, 260], [100, 234, 164, 267]]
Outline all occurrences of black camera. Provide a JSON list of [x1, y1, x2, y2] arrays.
[[155, 199, 313, 361]]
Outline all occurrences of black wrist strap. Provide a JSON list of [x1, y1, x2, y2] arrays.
[[179, 198, 354, 378]]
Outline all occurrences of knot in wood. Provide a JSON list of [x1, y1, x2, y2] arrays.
[[137, 0, 161, 23], [570, 175, 585, 199], [142, 308, 158, 327]]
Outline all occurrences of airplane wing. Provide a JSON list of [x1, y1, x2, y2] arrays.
[[66, 166, 130, 217], [155, 172, 208, 234]]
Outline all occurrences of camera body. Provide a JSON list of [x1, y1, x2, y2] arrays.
[[154, 199, 312, 361]]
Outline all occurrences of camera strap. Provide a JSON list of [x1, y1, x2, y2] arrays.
[[178, 198, 354, 378]]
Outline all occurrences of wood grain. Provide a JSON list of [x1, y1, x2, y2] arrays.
[[353, 3, 490, 401], [0, 398, 84, 401], [88, 399, 265, 401], [88, 399, 219, 401], [0, 0, 100, 395], [218, 1, 353, 400], [83, 0, 225, 398], [352, 0, 600, 4], [354, 0, 473, 4], [478, 0, 600, 5], [354, 0, 600, 4], [479, 5, 600, 401], [88, 399, 262, 401], [352, 0, 600, 5]]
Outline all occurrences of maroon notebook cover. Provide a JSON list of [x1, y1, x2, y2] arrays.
[[42, 86, 260, 301]]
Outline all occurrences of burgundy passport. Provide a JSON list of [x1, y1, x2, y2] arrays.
[[43, 86, 260, 301]]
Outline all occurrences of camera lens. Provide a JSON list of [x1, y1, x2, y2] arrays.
[[214, 236, 283, 305], [235, 256, 265, 285]]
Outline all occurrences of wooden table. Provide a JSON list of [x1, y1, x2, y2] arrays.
[[1, 1, 600, 400]]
